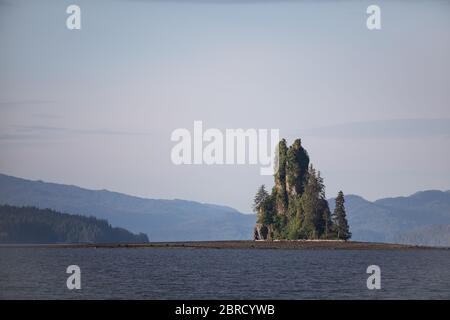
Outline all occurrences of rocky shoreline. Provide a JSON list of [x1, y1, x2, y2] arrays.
[[1, 240, 448, 250]]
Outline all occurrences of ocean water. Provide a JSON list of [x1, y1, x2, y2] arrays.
[[0, 248, 449, 299]]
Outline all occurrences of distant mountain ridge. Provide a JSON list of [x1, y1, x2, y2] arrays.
[[328, 191, 450, 246], [0, 173, 255, 241], [1, 173, 449, 245]]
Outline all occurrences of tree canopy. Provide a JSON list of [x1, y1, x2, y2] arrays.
[[253, 139, 351, 241], [0, 205, 149, 244]]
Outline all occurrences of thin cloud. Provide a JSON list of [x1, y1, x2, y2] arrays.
[[0, 125, 155, 143], [296, 119, 450, 139], [10, 125, 152, 137], [32, 113, 62, 120], [0, 133, 36, 141], [0, 100, 55, 108]]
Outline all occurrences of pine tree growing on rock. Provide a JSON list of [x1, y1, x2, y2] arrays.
[[332, 191, 351, 240], [253, 184, 269, 213], [253, 185, 275, 240], [300, 166, 329, 239]]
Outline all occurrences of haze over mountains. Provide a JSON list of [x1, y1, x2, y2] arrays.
[[329, 192, 450, 246], [1, 173, 449, 246], [0, 174, 254, 241]]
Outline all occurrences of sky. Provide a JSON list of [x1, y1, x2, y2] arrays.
[[1, 0, 450, 212]]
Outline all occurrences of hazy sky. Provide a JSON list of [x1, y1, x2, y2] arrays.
[[1, 0, 450, 212]]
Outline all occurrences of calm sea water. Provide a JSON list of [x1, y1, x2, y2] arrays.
[[0, 248, 449, 299]]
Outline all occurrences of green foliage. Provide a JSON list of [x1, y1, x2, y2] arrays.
[[275, 139, 289, 213], [253, 138, 350, 241], [332, 191, 352, 240], [300, 165, 324, 238], [286, 208, 302, 240], [258, 195, 276, 225], [275, 139, 288, 184], [320, 199, 333, 239], [253, 184, 269, 213], [272, 214, 288, 239], [286, 139, 310, 196], [0, 205, 149, 244]]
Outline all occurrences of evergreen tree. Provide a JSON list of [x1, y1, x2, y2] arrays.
[[300, 166, 330, 239], [332, 191, 351, 240], [300, 165, 320, 238], [287, 197, 304, 239], [315, 171, 329, 237], [253, 184, 269, 213], [320, 199, 332, 239], [259, 195, 276, 229], [275, 139, 288, 214], [286, 139, 309, 196]]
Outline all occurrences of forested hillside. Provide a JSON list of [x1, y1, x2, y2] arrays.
[[0, 173, 254, 241], [0, 205, 148, 244]]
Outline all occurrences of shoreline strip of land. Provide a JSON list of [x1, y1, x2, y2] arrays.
[[0, 240, 448, 250]]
